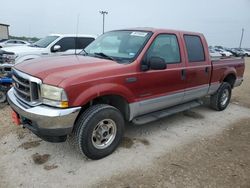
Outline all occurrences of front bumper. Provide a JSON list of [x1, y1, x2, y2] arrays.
[[7, 88, 81, 142]]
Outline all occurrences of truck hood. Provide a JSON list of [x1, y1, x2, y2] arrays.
[[14, 55, 124, 86], [1, 45, 44, 54]]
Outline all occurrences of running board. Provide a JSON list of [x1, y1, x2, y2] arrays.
[[132, 100, 203, 125]]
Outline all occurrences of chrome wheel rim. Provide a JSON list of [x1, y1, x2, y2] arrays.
[[92, 119, 117, 149], [220, 89, 229, 106]]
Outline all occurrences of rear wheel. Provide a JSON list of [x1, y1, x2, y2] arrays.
[[73, 104, 125, 160], [210, 82, 232, 111]]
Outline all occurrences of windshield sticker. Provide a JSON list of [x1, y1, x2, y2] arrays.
[[130, 32, 148, 37], [129, 52, 135, 56]]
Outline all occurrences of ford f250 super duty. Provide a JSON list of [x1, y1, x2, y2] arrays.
[[7, 28, 245, 160]]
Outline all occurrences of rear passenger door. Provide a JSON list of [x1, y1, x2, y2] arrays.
[[182, 34, 211, 102]]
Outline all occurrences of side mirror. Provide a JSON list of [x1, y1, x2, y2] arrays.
[[149, 57, 166, 70], [52, 45, 61, 52]]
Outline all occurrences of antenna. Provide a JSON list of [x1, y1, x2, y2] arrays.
[[75, 14, 80, 55]]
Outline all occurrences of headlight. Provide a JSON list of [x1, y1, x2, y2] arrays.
[[41, 84, 68, 108], [3, 54, 18, 64]]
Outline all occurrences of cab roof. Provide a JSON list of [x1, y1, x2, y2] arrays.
[[49, 34, 97, 38], [115, 27, 203, 36]]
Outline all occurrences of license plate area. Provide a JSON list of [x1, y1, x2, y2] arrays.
[[11, 110, 21, 125]]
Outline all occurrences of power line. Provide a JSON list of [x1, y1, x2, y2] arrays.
[[239, 28, 244, 49], [99, 11, 108, 34]]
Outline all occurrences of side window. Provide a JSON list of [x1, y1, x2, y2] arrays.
[[54, 37, 76, 52], [7, 40, 16, 44], [146, 34, 181, 64], [76, 37, 95, 49], [184, 35, 205, 62], [16, 41, 25, 44]]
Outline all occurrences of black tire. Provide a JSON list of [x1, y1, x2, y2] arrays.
[[0, 90, 7, 103], [73, 104, 125, 160], [210, 82, 232, 111]]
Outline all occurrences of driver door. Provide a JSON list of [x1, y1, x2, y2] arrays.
[[135, 33, 186, 116], [50, 37, 77, 55]]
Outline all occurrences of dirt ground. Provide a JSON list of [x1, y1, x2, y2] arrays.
[[0, 58, 249, 188]]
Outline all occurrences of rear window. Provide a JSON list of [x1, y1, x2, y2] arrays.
[[184, 35, 205, 62]]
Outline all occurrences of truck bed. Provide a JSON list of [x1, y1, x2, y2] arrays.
[[211, 57, 245, 84]]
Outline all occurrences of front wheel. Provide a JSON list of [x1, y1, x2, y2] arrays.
[[0, 89, 7, 103], [210, 82, 232, 111], [74, 104, 125, 160]]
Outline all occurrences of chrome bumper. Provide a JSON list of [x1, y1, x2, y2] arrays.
[[7, 88, 81, 130]]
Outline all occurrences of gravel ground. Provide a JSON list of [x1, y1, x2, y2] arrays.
[[0, 58, 249, 188]]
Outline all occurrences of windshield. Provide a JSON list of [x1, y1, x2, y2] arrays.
[[32, 36, 59, 48], [84, 30, 152, 63]]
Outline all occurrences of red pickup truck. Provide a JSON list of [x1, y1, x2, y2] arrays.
[[7, 28, 245, 159]]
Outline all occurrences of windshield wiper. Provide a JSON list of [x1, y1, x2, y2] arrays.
[[94, 52, 115, 61]]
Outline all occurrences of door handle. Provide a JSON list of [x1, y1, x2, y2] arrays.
[[181, 69, 186, 80], [205, 67, 209, 74]]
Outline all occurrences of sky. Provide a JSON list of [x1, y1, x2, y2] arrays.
[[1, 0, 250, 47]]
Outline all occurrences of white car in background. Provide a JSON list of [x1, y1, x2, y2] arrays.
[[214, 48, 232, 57], [241, 49, 250, 57], [0, 39, 30, 48], [209, 48, 222, 58], [0, 34, 96, 73]]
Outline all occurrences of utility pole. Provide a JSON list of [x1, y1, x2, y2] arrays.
[[239, 28, 244, 49], [99, 11, 108, 34]]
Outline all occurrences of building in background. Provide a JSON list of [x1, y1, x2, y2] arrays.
[[0, 23, 9, 40]]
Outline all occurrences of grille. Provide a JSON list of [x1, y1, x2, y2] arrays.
[[0, 50, 15, 64], [12, 69, 41, 105]]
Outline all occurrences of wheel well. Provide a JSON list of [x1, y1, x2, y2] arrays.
[[79, 95, 130, 121], [223, 74, 236, 88]]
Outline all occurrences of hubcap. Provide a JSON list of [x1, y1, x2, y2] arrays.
[[220, 89, 229, 106], [92, 119, 117, 149]]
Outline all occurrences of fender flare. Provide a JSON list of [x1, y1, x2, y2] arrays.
[[71, 83, 135, 107], [220, 68, 236, 83]]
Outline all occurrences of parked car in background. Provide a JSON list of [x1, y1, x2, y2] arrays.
[[0, 39, 8, 43], [7, 28, 245, 159], [209, 48, 222, 58], [0, 34, 96, 73], [214, 48, 232, 57], [0, 39, 30, 48], [241, 49, 250, 57], [227, 49, 242, 57], [231, 48, 245, 57]]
